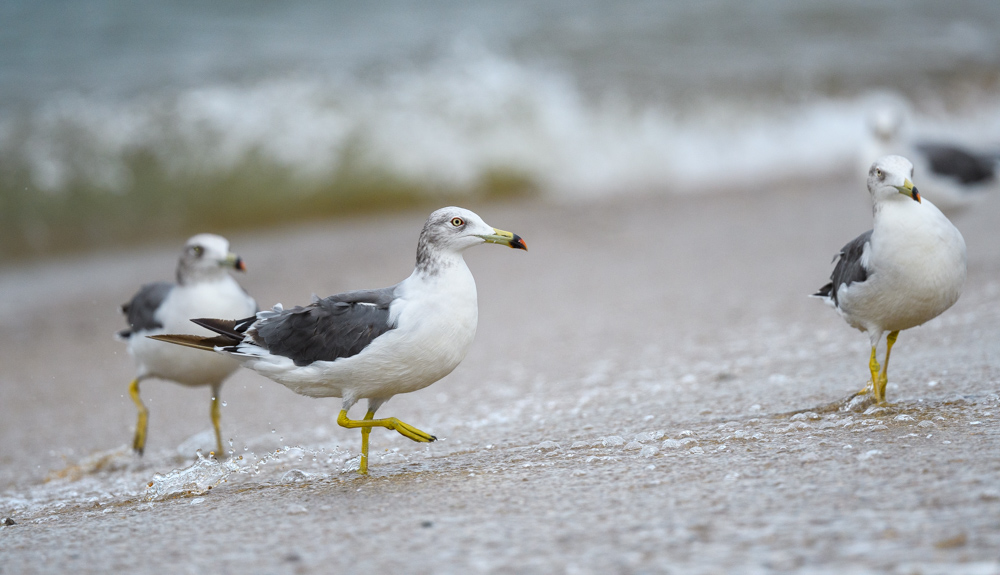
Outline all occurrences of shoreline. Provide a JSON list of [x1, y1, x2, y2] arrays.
[[2, 181, 999, 573]]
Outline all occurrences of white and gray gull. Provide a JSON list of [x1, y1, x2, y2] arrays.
[[813, 155, 966, 404], [152, 207, 527, 474], [119, 234, 257, 456]]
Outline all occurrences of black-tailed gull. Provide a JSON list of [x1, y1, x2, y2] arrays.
[[814, 155, 966, 404], [119, 234, 257, 455], [152, 207, 527, 474], [865, 107, 1000, 212]]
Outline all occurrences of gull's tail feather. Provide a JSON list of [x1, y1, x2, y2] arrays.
[[190, 316, 255, 340], [147, 333, 236, 351], [812, 282, 833, 299], [149, 316, 255, 353]]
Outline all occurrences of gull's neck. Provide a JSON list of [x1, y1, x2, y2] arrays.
[[414, 240, 468, 278], [872, 193, 915, 219], [406, 247, 475, 302], [177, 265, 230, 286]]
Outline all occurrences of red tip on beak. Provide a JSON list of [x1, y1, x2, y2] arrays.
[[511, 235, 527, 251], [235, 257, 246, 272]]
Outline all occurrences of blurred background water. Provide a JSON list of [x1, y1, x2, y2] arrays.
[[1, 0, 999, 261]]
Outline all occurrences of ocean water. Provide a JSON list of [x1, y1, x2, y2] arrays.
[[1, 0, 999, 257]]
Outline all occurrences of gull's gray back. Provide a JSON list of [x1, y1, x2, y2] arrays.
[[815, 230, 872, 306], [249, 287, 397, 367], [119, 281, 174, 338], [916, 143, 997, 185]]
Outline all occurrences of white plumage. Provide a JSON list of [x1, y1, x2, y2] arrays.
[[127, 275, 257, 385]]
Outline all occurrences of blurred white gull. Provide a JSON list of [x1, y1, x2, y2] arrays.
[[862, 105, 1000, 213], [151, 207, 527, 474], [119, 234, 256, 456], [814, 156, 966, 404]]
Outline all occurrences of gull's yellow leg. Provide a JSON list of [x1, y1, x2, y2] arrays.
[[359, 411, 374, 475], [210, 387, 224, 457], [876, 331, 899, 405], [868, 345, 883, 403], [338, 409, 436, 474], [129, 378, 149, 455]]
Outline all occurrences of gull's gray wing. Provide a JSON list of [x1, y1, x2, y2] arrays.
[[915, 143, 997, 185], [247, 286, 399, 367], [813, 230, 872, 306], [119, 281, 174, 338]]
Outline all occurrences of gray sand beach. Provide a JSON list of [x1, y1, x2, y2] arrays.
[[2, 182, 1000, 574]]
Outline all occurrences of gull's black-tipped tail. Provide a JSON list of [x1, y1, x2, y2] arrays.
[[147, 333, 235, 351], [149, 315, 256, 351], [812, 282, 833, 299], [190, 316, 256, 340]]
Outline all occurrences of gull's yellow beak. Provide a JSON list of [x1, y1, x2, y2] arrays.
[[224, 252, 247, 271], [895, 178, 921, 203], [479, 228, 527, 251]]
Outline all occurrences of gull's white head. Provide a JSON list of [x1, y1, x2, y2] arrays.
[[415, 207, 526, 273], [177, 233, 246, 284], [867, 155, 921, 205]]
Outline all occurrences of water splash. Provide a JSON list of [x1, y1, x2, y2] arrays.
[[143, 443, 360, 501], [143, 450, 243, 501]]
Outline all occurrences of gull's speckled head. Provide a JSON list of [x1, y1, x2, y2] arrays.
[[416, 207, 526, 273], [868, 155, 920, 204]]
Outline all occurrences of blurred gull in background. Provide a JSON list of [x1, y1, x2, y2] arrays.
[[119, 234, 257, 456], [863, 102, 1000, 213]]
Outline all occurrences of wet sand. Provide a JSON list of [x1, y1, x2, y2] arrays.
[[2, 182, 1000, 574]]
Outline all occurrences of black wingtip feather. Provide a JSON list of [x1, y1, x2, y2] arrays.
[[812, 283, 833, 298], [190, 317, 253, 341]]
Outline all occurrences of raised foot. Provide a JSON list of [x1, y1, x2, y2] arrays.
[[388, 418, 437, 443], [336, 410, 436, 443]]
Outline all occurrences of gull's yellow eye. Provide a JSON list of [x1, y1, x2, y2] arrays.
[[191, 245, 204, 257], [451, 217, 465, 227], [876, 169, 883, 178]]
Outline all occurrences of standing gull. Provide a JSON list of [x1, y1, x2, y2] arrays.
[[814, 155, 966, 404], [120, 234, 257, 455], [152, 207, 527, 474]]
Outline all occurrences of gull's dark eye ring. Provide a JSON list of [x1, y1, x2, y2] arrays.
[[875, 169, 883, 179], [451, 217, 465, 227], [190, 245, 204, 257]]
